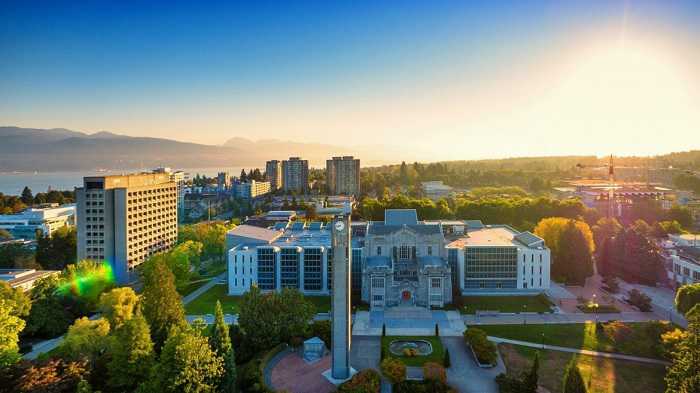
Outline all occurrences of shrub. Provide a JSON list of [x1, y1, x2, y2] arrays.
[[464, 328, 497, 366], [338, 369, 381, 393], [443, 348, 451, 368], [309, 320, 331, 348], [496, 373, 525, 393], [394, 380, 457, 393], [403, 348, 418, 357], [602, 276, 620, 293], [423, 362, 446, 384], [603, 321, 633, 344], [382, 323, 386, 337], [626, 289, 652, 312], [380, 357, 406, 384]]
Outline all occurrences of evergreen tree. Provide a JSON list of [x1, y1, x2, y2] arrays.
[[141, 258, 186, 350], [149, 326, 224, 393], [98, 286, 139, 329], [107, 314, 154, 391], [20, 186, 33, 205], [562, 357, 587, 393], [210, 301, 236, 392], [239, 169, 247, 183], [0, 298, 25, 367], [523, 351, 540, 393]]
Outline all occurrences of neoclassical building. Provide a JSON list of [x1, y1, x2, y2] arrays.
[[226, 209, 550, 310]]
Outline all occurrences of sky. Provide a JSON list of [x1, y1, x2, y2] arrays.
[[1, 0, 699, 161]]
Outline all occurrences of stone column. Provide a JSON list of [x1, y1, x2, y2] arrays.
[[329, 215, 353, 381]]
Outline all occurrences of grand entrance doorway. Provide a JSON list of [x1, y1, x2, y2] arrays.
[[401, 290, 411, 301], [399, 289, 414, 306]]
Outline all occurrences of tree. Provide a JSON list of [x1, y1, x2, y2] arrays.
[[423, 362, 446, 384], [277, 288, 314, 343], [523, 351, 540, 393], [20, 186, 33, 205], [59, 317, 111, 363], [535, 218, 594, 285], [11, 358, 89, 393], [665, 306, 700, 393], [676, 283, 700, 316], [0, 228, 12, 240], [210, 301, 236, 392], [0, 299, 25, 367], [591, 217, 622, 251], [667, 205, 694, 229], [562, 357, 586, 393], [107, 314, 155, 391], [24, 276, 72, 338], [148, 326, 224, 393], [141, 257, 186, 350], [98, 287, 139, 329], [626, 289, 652, 312], [35, 227, 77, 270], [0, 280, 31, 318], [443, 348, 451, 368]]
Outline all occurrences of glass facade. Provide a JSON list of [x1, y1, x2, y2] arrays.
[[303, 248, 322, 291], [351, 248, 362, 291], [327, 248, 333, 290], [257, 248, 276, 290], [281, 248, 299, 288], [464, 246, 517, 289]]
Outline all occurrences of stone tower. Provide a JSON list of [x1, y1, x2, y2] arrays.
[[330, 214, 352, 380]]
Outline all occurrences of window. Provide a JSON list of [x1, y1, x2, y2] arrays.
[[371, 278, 385, 288], [523, 282, 528, 288], [683, 267, 690, 276], [431, 278, 441, 288], [373, 295, 384, 301], [427, 246, 433, 256], [399, 245, 411, 260], [376, 246, 382, 256]]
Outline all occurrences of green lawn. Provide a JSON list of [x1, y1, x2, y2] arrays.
[[184, 284, 331, 314], [498, 343, 667, 393], [473, 322, 669, 359], [381, 336, 445, 367], [458, 295, 553, 314]]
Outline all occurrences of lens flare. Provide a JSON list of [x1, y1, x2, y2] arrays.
[[56, 261, 115, 298]]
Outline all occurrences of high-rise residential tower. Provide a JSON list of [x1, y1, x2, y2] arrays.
[[76, 173, 178, 284], [265, 160, 283, 191], [326, 156, 360, 196], [282, 157, 309, 193]]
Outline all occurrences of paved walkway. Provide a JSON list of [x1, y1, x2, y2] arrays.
[[442, 336, 503, 393], [181, 272, 226, 304], [267, 351, 335, 393], [23, 313, 102, 360], [488, 336, 670, 366], [464, 310, 662, 326]]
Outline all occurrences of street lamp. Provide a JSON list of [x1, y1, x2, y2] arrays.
[[541, 332, 545, 349], [523, 304, 527, 325], [592, 294, 599, 324]]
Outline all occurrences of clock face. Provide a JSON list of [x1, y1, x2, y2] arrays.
[[334, 221, 345, 232]]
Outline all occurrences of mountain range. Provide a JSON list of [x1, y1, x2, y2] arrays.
[[0, 126, 392, 172]]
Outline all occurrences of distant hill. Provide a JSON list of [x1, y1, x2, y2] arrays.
[[0, 126, 391, 172]]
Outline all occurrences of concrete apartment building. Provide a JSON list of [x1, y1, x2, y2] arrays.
[[326, 156, 360, 196], [282, 157, 309, 193], [0, 203, 76, 240], [153, 167, 186, 222], [76, 173, 178, 284], [217, 171, 231, 191], [233, 180, 272, 199], [266, 160, 283, 191]]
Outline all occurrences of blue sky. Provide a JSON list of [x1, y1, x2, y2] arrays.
[[2, 1, 699, 160]]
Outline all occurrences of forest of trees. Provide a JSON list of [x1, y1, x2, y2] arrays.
[[0, 187, 74, 214]]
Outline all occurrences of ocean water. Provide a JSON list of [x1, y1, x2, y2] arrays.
[[0, 167, 250, 195]]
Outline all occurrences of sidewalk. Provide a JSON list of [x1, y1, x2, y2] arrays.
[[488, 336, 670, 365], [464, 310, 663, 326]]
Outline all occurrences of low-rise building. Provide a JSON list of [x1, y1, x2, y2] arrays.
[[227, 208, 551, 309], [669, 233, 700, 248], [0, 269, 60, 292], [0, 203, 76, 240], [233, 180, 271, 199], [669, 247, 700, 286], [421, 181, 454, 200]]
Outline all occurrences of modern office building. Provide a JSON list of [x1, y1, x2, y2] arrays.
[[76, 173, 178, 284], [266, 160, 283, 191], [282, 157, 309, 193], [226, 209, 550, 309], [669, 247, 700, 286], [326, 156, 360, 196], [0, 203, 76, 240], [233, 180, 272, 199]]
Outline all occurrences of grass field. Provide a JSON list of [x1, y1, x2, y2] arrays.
[[473, 322, 669, 359], [498, 343, 667, 393], [381, 336, 445, 367], [458, 295, 553, 314], [184, 284, 331, 315]]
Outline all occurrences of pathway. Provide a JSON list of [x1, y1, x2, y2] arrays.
[[442, 336, 502, 393], [181, 272, 226, 304], [353, 306, 465, 336], [488, 336, 670, 366], [464, 310, 662, 326], [23, 313, 102, 360]]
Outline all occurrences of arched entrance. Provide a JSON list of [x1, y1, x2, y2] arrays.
[[399, 288, 414, 306], [401, 290, 411, 301]]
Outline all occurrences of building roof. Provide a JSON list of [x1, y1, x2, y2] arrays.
[[366, 256, 392, 268], [367, 223, 442, 236], [418, 256, 448, 269], [227, 225, 281, 243], [0, 269, 59, 289], [446, 226, 545, 249], [464, 220, 485, 229], [384, 209, 418, 226]]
